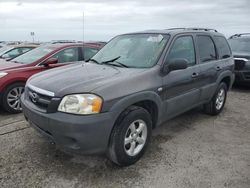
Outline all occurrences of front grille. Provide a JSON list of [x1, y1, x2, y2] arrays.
[[234, 59, 246, 70], [27, 88, 53, 110], [26, 87, 61, 113]]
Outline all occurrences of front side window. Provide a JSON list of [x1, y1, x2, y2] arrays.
[[92, 34, 169, 68], [197, 35, 217, 63], [52, 48, 79, 63], [214, 36, 231, 59], [167, 36, 196, 66]]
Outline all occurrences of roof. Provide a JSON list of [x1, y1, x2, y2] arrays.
[[12, 44, 39, 48], [42, 42, 104, 49], [124, 27, 224, 36]]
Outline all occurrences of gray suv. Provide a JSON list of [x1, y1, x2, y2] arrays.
[[21, 28, 235, 166], [228, 33, 250, 84]]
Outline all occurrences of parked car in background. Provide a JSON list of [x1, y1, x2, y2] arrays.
[[0, 41, 5, 48], [228, 33, 250, 84], [0, 42, 103, 113], [21, 28, 234, 166], [0, 44, 38, 61]]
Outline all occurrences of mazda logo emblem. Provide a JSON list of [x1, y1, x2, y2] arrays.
[[31, 92, 39, 103]]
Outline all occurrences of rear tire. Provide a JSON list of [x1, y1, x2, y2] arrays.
[[108, 106, 152, 166], [204, 82, 227, 116], [2, 82, 25, 113]]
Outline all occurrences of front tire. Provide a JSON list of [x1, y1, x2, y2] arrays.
[[204, 82, 227, 116], [2, 83, 25, 113], [108, 106, 152, 166]]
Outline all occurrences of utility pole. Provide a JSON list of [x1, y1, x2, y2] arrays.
[[30, 32, 35, 43]]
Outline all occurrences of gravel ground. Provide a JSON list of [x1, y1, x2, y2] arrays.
[[0, 86, 250, 188]]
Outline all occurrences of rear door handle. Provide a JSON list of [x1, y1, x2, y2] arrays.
[[216, 66, 222, 71], [191, 72, 199, 78]]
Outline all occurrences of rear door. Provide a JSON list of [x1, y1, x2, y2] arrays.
[[162, 34, 201, 119], [195, 35, 224, 102]]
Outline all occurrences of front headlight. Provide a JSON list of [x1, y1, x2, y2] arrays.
[[58, 94, 102, 115], [0, 72, 8, 78]]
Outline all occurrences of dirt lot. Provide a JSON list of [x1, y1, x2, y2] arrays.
[[0, 87, 250, 188]]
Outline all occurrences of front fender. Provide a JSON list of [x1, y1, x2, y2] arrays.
[[108, 91, 163, 125]]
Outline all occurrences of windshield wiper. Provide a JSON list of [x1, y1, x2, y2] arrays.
[[11, 61, 22, 64], [104, 61, 129, 68], [101, 56, 129, 68], [87, 58, 100, 64], [101, 56, 121, 64]]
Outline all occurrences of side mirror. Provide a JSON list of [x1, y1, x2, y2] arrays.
[[163, 58, 188, 74], [43, 58, 58, 67]]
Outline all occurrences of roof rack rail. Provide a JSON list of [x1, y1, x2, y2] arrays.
[[165, 28, 218, 32], [229, 33, 250, 39], [186, 28, 218, 32], [165, 28, 186, 30]]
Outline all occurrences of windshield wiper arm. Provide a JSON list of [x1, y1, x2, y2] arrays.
[[105, 61, 129, 68], [101, 56, 121, 64], [11, 61, 21, 64], [101, 56, 129, 68], [87, 58, 100, 64]]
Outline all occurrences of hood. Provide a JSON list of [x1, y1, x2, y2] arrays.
[[0, 60, 24, 71], [28, 63, 145, 97], [233, 52, 250, 60]]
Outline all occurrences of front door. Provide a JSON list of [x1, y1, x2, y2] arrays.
[[162, 35, 201, 120]]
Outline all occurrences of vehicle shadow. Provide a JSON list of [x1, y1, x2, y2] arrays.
[[232, 84, 250, 92], [18, 107, 212, 186], [0, 108, 23, 123]]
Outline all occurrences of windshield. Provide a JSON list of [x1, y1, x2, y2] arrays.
[[228, 38, 250, 53], [12, 45, 55, 64], [0, 46, 12, 56], [92, 34, 169, 68]]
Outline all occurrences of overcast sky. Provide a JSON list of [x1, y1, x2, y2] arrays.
[[0, 0, 250, 42]]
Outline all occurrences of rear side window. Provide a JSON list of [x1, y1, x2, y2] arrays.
[[197, 36, 217, 63], [214, 36, 231, 59]]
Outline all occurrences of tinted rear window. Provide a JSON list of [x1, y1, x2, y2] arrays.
[[214, 36, 231, 59], [197, 35, 217, 63]]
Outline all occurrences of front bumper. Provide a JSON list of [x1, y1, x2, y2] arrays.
[[21, 95, 116, 155], [235, 70, 250, 84]]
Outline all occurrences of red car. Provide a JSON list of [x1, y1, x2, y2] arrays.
[[0, 42, 104, 113]]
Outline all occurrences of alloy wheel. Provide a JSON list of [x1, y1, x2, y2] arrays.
[[7, 86, 24, 111], [124, 119, 148, 157], [215, 88, 225, 110]]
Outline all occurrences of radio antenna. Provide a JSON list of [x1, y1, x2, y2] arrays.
[[82, 11, 85, 61]]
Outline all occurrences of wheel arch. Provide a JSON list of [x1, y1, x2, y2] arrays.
[[109, 91, 162, 129], [216, 71, 234, 90]]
